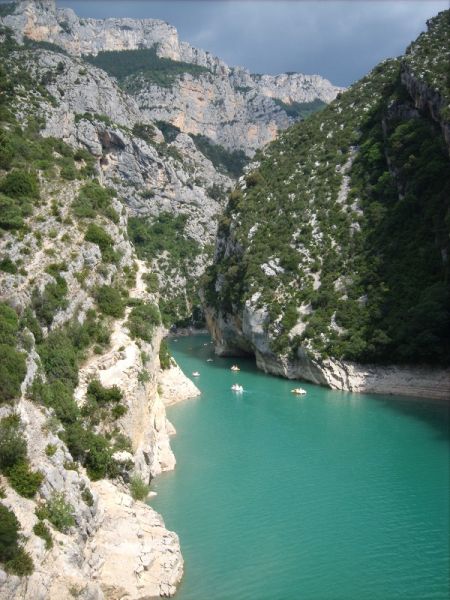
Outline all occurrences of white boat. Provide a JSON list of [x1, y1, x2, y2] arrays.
[[206, 358, 213, 362], [231, 384, 243, 392], [291, 387, 307, 395], [192, 371, 200, 377], [230, 365, 240, 372]]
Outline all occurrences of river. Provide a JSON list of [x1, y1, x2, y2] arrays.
[[151, 334, 449, 600]]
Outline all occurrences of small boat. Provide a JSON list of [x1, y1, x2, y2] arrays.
[[192, 371, 200, 377], [231, 384, 243, 392], [203, 343, 208, 346], [291, 388, 307, 395], [230, 365, 240, 372], [206, 358, 213, 362]]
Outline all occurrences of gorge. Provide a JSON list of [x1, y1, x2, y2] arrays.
[[0, 1, 448, 598]]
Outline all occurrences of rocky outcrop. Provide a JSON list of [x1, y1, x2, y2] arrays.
[[0, 172, 195, 598], [400, 64, 450, 154], [205, 305, 450, 401], [2, 0, 343, 155], [158, 363, 201, 407]]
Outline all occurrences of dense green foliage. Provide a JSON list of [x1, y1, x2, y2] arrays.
[[128, 213, 201, 324], [155, 120, 181, 144], [126, 302, 160, 342], [7, 461, 43, 498], [0, 3, 16, 18], [81, 379, 127, 424], [0, 503, 34, 576], [0, 304, 27, 404], [85, 223, 119, 264], [0, 415, 43, 498], [129, 474, 150, 501], [72, 182, 119, 223], [32, 315, 122, 480], [190, 134, 248, 177], [33, 521, 53, 550], [128, 213, 199, 270], [36, 492, 75, 533], [32, 273, 68, 327], [0, 415, 26, 472], [272, 98, 326, 120], [96, 285, 125, 318], [159, 339, 172, 370], [206, 11, 450, 366], [85, 47, 210, 90], [132, 122, 156, 144], [404, 10, 450, 118]]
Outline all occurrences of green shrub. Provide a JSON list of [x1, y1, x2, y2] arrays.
[[82, 379, 125, 423], [0, 303, 19, 346], [19, 308, 43, 344], [132, 123, 156, 144], [0, 345, 27, 404], [143, 272, 159, 293], [126, 303, 160, 342], [86, 379, 123, 405], [37, 331, 79, 389], [0, 193, 29, 230], [86, 48, 210, 89], [62, 424, 118, 481], [4, 547, 34, 576], [81, 486, 94, 507], [29, 378, 80, 425], [129, 475, 150, 501], [190, 133, 248, 177], [33, 521, 53, 550], [0, 257, 17, 274], [36, 492, 75, 533], [96, 285, 125, 318], [32, 274, 68, 326], [159, 339, 172, 370], [85, 223, 118, 263], [0, 169, 39, 199], [45, 444, 57, 457], [0, 503, 20, 563], [111, 404, 127, 419], [72, 182, 118, 223], [0, 415, 27, 471], [7, 462, 43, 499]]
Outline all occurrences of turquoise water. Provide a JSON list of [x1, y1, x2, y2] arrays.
[[151, 335, 450, 600]]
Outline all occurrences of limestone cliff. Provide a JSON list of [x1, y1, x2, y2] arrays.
[[2, 0, 343, 155], [0, 28, 204, 595], [0, 170, 197, 598]]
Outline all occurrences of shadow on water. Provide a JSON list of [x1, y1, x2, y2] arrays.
[[170, 334, 450, 442]]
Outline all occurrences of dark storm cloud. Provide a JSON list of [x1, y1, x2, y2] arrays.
[[55, 1, 447, 86]]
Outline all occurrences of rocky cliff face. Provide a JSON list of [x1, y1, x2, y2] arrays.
[[0, 168, 198, 598], [2, 0, 343, 155], [0, 26, 206, 595], [203, 11, 450, 401]]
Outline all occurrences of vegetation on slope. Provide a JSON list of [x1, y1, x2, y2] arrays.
[[404, 10, 450, 117], [189, 133, 248, 177], [128, 213, 203, 325], [85, 47, 210, 90], [204, 11, 450, 366], [0, 26, 159, 575], [272, 98, 326, 120]]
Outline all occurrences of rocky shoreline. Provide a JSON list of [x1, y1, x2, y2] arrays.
[[206, 307, 450, 402]]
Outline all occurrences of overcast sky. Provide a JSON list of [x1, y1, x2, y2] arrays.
[[55, 0, 448, 86]]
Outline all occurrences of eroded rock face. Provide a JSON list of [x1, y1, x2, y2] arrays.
[[205, 305, 450, 401], [0, 176, 196, 598], [3, 0, 343, 155]]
